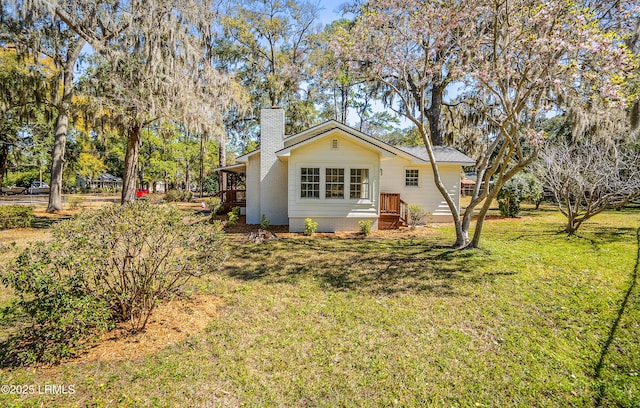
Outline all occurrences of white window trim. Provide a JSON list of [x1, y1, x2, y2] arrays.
[[296, 163, 375, 204]]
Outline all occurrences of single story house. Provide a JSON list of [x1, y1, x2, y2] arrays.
[[216, 108, 475, 232], [76, 172, 123, 190]]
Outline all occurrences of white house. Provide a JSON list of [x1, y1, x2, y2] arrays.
[[216, 108, 475, 232]]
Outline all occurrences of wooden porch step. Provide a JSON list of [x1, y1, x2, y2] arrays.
[[379, 214, 401, 230]]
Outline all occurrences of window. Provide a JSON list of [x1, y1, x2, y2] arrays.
[[405, 169, 419, 187], [325, 168, 344, 199], [300, 168, 320, 198], [331, 139, 339, 149], [350, 169, 369, 199]]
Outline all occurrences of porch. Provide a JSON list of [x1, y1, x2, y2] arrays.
[[379, 192, 408, 230], [214, 189, 246, 212]]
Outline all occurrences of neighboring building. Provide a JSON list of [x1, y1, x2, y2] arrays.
[[216, 108, 475, 232], [76, 173, 123, 190]]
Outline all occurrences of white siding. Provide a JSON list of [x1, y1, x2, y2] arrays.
[[380, 157, 461, 223], [288, 132, 380, 231]]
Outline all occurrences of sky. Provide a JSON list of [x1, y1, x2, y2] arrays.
[[317, 0, 350, 25]]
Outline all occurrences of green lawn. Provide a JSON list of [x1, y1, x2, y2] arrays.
[[0, 206, 638, 407]]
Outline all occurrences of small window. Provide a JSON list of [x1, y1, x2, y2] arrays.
[[325, 168, 344, 199], [301, 168, 320, 198], [331, 139, 339, 149], [350, 169, 369, 199], [405, 169, 419, 187]]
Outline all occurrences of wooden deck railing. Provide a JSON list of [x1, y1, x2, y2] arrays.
[[380, 192, 407, 227], [214, 189, 246, 207]]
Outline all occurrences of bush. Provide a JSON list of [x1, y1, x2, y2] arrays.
[[0, 244, 113, 365], [260, 214, 271, 230], [497, 173, 543, 217], [358, 219, 372, 236], [228, 206, 240, 225], [0, 205, 33, 229], [66, 195, 85, 210], [206, 196, 223, 215], [407, 204, 427, 229], [0, 202, 227, 365], [304, 218, 318, 236], [164, 189, 193, 202]]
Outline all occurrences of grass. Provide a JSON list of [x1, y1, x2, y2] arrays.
[[0, 205, 638, 406]]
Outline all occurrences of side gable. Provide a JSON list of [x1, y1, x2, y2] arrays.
[[277, 126, 397, 159]]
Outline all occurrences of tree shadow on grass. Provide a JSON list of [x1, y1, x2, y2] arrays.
[[593, 227, 639, 407], [30, 214, 73, 229], [224, 237, 505, 297]]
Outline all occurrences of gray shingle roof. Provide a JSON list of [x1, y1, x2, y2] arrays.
[[395, 146, 476, 165]]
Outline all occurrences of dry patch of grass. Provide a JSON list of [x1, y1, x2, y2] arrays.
[[80, 294, 221, 363]]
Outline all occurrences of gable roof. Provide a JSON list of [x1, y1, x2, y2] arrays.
[[276, 123, 397, 158], [396, 146, 476, 165], [233, 119, 476, 166]]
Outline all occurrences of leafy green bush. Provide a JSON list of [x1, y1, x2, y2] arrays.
[[358, 219, 372, 236], [206, 196, 223, 215], [228, 206, 240, 225], [0, 202, 228, 365], [164, 189, 193, 202], [407, 204, 427, 229], [260, 214, 271, 230], [497, 173, 543, 217], [0, 205, 33, 229], [0, 242, 114, 366], [304, 218, 318, 236]]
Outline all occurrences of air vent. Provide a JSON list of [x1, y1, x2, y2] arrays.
[[331, 139, 339, 149]]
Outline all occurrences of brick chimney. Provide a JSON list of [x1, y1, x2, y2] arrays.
[[258, 107, 288, 225]]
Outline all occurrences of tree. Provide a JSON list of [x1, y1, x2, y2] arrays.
[[214, 0, 321, 138], [0, 46, 54, 188], [4, 0, 134, 211], [333, 0, 634, 248], [75, 0, 246, 204], [537, 138, 640, 234], [333, 0, 487, 247]]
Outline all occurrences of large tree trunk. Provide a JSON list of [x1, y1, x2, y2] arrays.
[[47, 39, 85, 213], [423, 82, 465, 247], [420, 129, 466, 248], [0, 144, 9, 189], [121, 123, 142, 204]]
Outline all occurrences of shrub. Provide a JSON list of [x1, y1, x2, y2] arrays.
[[407, 204, 427, 229], [228, 206, 240, 225], [0, 244, 113, 365], [358, 219, 372, 236], [304, 218, 318, 236], [206, 197, 223, 215], [0, 205, 33, 229], [164, 189, 193, 202], [0, 202, 227, 365], [497, 173, 543, 217], [66, 195, 85, 210], [260, 214, 271, 230]]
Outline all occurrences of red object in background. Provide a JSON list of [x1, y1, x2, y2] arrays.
[[136, 189, 149, 198]]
